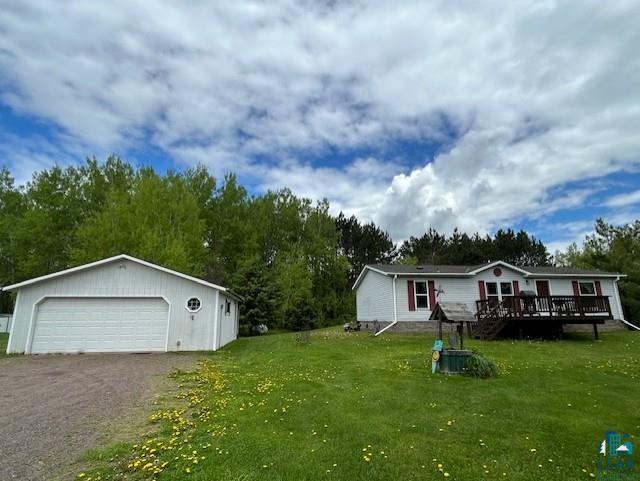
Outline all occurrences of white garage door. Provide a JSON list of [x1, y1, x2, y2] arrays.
[[30, 297, 169, 354]]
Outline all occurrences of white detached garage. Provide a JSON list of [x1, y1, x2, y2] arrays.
[[3, 254, 241, 354]]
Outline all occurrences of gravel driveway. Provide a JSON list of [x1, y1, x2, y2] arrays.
[[0, 353, 198, 481]]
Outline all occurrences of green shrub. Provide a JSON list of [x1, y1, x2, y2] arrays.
[[464, 352, 498, 378]]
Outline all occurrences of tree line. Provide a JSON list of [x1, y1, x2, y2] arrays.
[[6, 157, 634, 331], [556, 219, 640, 322]]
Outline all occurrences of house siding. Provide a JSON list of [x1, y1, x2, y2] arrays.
[[355, 270, 394, 322], [355, 265, 625, 325], [392, 267, 531, 322], [8, 259, 232, 354], [546, 277, 622, 320], [396, 277, 474, 321], [218, 293, 239, 348]]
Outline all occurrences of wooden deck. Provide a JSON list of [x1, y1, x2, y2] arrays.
[[474, 295, 613, 340]]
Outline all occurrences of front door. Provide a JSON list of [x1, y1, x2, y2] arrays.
[[536, 280, 550, 297]]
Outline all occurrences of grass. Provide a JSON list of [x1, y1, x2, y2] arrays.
[[77, 329, 639, 481], [0, 332, 8, 357]]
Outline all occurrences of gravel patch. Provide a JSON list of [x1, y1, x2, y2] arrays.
[[0, 353, 198, 481]]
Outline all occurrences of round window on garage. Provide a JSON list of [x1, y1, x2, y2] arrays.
[[186, 297, 202, 312]]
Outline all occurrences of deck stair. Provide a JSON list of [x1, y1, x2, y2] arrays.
[[475, 299, 512, 340]]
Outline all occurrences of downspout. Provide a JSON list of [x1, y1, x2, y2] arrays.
[[615, 276, 640, 331], [376, 274, 398, 336]]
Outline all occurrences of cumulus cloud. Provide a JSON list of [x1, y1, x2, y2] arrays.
[[1, 0, 639, 242]]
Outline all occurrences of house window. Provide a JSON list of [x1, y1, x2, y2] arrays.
[[186, 297, 202, 312], [486, 282, 499, 306], [486, 282, 512, 307], [579, 281, 596, 296], [415, 281, 429, 308], [225, 299, 231, 315], [500, 282, 513, 297]]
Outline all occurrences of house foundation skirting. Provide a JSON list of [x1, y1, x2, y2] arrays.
[[563, 319, 628, 333], [360, 320, 438, 334], [359, 319, 628, 335]]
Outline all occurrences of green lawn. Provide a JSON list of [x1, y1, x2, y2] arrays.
[[79, 329, 639, 481], [0, 332, 8, 357]]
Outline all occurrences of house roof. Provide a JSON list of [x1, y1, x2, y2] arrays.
[[1, 254, 242, 301], [353, 260, 623, 289], [368, 264, 477, 274], [519, 265, 621, 276]]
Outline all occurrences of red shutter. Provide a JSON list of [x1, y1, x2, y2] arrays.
[[572, 281, 580, 296], [512, 280, 521, 313], [478, 280, 487, 300], [428, 280, 436, 309], [595, 281, 602, 296], [407, 280, 416, 311]]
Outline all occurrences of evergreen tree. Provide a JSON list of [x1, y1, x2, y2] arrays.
[[336, 213, 396, 284], [399, 228, 550, 266], [558, 218, 640, 321]]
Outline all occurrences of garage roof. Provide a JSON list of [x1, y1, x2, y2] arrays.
[[1, 254, 242, 301]]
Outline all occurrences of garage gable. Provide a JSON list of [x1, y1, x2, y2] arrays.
[[2, 254, 234, 296]]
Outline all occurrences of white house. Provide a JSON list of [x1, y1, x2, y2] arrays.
[[353, 261, 629, 335], [2, 254, 241, 354]]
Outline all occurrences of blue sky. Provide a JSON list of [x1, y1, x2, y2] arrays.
[[1, 1, 640, 253]]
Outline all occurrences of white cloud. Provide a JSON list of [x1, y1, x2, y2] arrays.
[[1, 0, 639, 242], [543, 220, 596, 255], [0, 131, 92, 185], [603, 190, 640, 208]]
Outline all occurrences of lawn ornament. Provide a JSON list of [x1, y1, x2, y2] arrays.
[[432, 339, 443, 373]]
